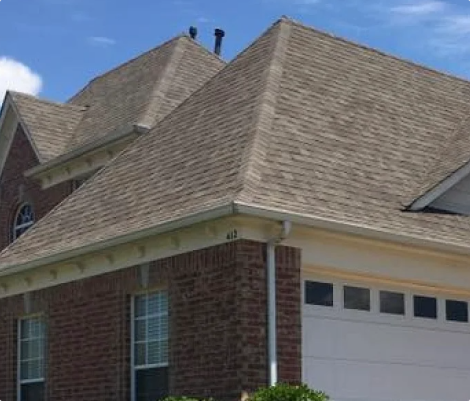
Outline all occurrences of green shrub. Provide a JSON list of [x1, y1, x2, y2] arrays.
[[163, 397, 212, 401], [163, 397, 211, 401], [250, 383, 329, 401]]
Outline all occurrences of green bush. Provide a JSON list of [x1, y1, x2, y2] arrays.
[[163, 397, 211, 401], [250, 383, 329, 401]]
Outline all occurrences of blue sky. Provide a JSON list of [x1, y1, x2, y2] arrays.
[[1, 0, 470, 102]]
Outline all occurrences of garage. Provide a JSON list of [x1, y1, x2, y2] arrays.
[[302, 277, 470, 401]]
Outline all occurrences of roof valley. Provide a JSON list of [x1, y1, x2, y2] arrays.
[[236, 19, 292, 203]]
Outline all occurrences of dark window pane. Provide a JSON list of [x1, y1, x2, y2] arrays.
[[136, 367, 168, 401], [344, 286, 370, 311], [446, 300, 468, 322], [305, 281, 333, 306], [414, 295, 437, 319], [21, 382, 44, 401], [380, 291, 405, 315]]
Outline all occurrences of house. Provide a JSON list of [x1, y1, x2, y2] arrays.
[[2, 15, 470, 401]]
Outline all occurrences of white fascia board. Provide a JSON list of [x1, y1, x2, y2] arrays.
[[25, 123, 150, 178], [234, 202, 470, 257], [409, 162, 470, 211]]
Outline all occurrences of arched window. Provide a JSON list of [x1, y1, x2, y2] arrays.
[[12, 203, 35, 241]]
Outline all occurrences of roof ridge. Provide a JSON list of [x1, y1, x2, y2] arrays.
[[283, 15, 470, 88], [138, 35, 188, 128], [236, 19, 292, 201], [66, 34, 187, 104]]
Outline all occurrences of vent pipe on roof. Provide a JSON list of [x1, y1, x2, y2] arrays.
[[214, 28, 225, 56], [189, 26, 198, 39]]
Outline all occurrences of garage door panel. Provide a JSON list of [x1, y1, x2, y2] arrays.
[[302, 279, 470, 401], [303, 314, 470, 369], [304, 355, 470, 401]]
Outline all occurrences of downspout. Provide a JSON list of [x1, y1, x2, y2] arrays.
[[267, 220, 292, 386]]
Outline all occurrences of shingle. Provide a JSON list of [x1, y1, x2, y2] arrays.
[[9, 92, 85, 161], [4, 17, 470, 269], [67, 35, 225, 151]]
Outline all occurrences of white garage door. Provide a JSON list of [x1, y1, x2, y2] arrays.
[[302, 277, 470, 401]]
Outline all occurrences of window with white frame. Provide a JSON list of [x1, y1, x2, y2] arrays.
[[12, 203, 35, 241], [18, 316, 45, 401], [132, 291, 169, 401]]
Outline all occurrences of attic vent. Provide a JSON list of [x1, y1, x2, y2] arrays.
[[189, 26, 197, 40], [214, 28, 225, 56]]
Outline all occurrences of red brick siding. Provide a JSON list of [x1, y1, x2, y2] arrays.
[[0, 125, 71, 250], [0, 240, 301, 401]]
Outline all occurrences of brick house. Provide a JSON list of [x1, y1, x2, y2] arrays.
[[2, 16, 470, 401]]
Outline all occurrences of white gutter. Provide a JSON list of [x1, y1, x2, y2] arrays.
[[0, 204, 235, 276], [25, 123, 150, 178], [234, 202, 470, 258], [3, 200, 470, 279], [267, 220, 292, 386]]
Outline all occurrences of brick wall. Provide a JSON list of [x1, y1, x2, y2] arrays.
[[0, 240, 301, 401], [0, 125, 71, 250]]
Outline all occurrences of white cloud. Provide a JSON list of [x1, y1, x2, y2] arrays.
[[88, 36, 116, 47], [438, 15, 470, 35], [390, 1, 446, 16], [0, 57, 42, 101]]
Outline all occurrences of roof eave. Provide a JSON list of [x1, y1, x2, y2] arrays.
[[0, 203, 237, 277], [3, 201, 470, 277], [25, 123, 150, 178]]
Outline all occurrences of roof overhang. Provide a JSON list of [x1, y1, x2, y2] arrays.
[[2, 201, 470, 278], [25, 123, 150, 188]]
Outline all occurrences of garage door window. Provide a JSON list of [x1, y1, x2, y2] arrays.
[[305, 281, 333, 307], [414, 295, 437, 319], [344, 286, 370, 311], [446, 300, 468, 323], [380, 291, 405, 315]]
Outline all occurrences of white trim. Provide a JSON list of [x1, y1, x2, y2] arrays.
[[25, 123, 149, 178], [409, 161, 470, 211]]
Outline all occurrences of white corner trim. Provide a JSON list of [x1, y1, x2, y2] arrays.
[[409, 161, 470, 211]]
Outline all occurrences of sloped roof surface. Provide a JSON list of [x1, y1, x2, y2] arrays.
[[67, 35, 224, 149], [9, 92, 86, 161], [4, 18, 470, 268], [6, 35, 224, 164]]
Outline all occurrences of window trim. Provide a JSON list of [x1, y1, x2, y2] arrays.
[[130, 291, 169, 401], [17, 315, 45, 401], [12, 202, 35, 241]]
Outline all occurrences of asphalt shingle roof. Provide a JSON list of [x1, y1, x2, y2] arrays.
[[7, 35, 225, 163], [4, 17, 470, 269], [9, 92, 85, 162]]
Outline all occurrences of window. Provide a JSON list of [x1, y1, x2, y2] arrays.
[[18, 317, 45, 401], [305, 281, 333, 307], [446, 300, 468, 322], [414, 295, 437, 319], [12, 203, 35, 241], [343, 286, 370, 311], [132, 291, 169, 401], [380, 291, 405, 315]]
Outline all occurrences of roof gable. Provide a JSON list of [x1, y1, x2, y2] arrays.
[[9, 92, 86, 162]]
